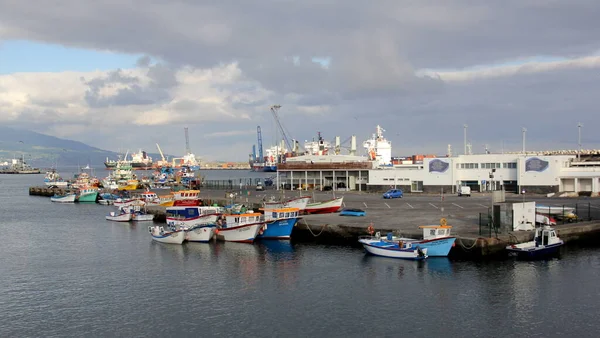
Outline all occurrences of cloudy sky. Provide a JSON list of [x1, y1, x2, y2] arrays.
[[1, 0, 599, 161]]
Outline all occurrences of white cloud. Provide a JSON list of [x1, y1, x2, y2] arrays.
[[419, 55, 600, 82]]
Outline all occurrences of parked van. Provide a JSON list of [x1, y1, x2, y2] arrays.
[[458, 186, 471, 197]]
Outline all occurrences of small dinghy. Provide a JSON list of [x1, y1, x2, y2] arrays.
[[148, 225, 185, 244], [339, 208, 366, 217], [506, 226, 563, 259]]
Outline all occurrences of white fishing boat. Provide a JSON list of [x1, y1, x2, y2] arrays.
[[105, 210, 133, 222], [44, 169, 69, 187], [50, 193, 76, 203], [216, 213, 266, 243], [148, 225, 185, 244], [304, 197, 344, 214], [358, 236, 428, 260], [263, 196, 311, 211]]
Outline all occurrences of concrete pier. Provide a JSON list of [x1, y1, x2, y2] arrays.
[[29, 186, 76, 197], [30, 184, 600, 258]]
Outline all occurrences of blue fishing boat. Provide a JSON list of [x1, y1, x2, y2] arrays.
[[257, 207, 300, 239], [506, 226, 563, 259], [339, 208, 366, 217]]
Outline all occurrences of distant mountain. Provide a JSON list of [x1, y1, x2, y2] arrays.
[[0, 126, 173, 167]]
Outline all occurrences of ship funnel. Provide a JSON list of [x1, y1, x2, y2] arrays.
[[350, 135, 357, 155]]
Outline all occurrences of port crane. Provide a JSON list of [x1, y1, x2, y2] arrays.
[[270, 105, 295, 158], [256, 126, 264, 163]]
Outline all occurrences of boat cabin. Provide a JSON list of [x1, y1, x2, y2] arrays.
[[262, 208, 300, 221], [223, 213, 264, 228], [418, 225, 453, 240], [173, 190, 200, 200], [534, 226, 561, 247], [166, 206, 222, 219]]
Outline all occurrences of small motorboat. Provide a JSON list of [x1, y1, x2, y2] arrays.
[[148, 225, 185, 244], [50, 193, 77, 203], [506, 226, 563, 259], [358, 235, 428, 260], [304, 197, 344, 214], [339, 208, 366, 217]]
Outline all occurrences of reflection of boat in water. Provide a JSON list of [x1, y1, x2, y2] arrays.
[[424, 258, 453, 276], [257, 240, 296, 261]]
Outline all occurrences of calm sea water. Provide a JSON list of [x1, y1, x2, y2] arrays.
[[1, 174, 600, 337]]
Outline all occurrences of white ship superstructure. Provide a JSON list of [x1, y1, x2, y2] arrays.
[[362, 125, 392, 167]]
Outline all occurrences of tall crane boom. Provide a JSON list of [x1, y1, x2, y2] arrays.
[[156, 143, 166, 161], [257, 126, 264, 163], [270, 105, 293, 154], [184, 127, 190, 154]]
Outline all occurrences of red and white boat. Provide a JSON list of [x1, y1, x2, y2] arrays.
[[173, 190, 200, 206], [216, 213, 266, 243], [263, 196, 311, 211], [304, 197, 344, 214]]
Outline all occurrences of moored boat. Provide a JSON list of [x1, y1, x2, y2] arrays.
[[257, 207, 300, 240], [148, 225, 185, 244], [382, 221, 456, 257], [216, 213, 266, 243], [358, 235, 428, 260], [105, 210, 133, 222], [506, 226, 563, 259], [304, 197, 344, 214], [50, 193, 77, 203], [77, 188, 99, 203]]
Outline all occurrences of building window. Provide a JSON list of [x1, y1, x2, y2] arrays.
[[411, 181, 423, 192]]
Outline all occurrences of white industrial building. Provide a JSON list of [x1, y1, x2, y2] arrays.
[[276, 125, 600, 195]]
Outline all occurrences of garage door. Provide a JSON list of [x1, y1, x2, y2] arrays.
[[562, 178, 575, 192], [579, 178, 593, 192]]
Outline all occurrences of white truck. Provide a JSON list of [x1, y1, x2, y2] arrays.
[[458, 186, 471, 197]]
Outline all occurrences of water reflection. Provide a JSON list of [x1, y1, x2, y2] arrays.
[[256, 241, 299, 291], [256, 240, 295, 262]]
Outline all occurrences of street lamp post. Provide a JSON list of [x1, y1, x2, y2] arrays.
[[463, 124, 468, 155], [521, 127, 527, 154], [578, 122, 583, 161]]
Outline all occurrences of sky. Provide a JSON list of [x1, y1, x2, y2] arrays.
[[1, 0, 599, 161]]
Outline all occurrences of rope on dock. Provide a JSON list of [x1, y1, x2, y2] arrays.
[[457, 237, 481, 251], [301, 218, 327, 237]]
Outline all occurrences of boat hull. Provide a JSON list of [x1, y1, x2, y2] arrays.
[[173, 200, 200, 207], [185, 225, 216, 242], [150, 228, 186, 244], [217, 222, 264, 243], [257, 218, 298, 239], [50, 194, 76, 203], [359, 239, 428, 260], [132, 213, 154, 221], [304, 197, 344, 214], [78, 191, 98, 203], [506, 242, 563, 259], [45, 181, 69, 187], [405, 237, 456, 257], [106, 212, 132, 222]]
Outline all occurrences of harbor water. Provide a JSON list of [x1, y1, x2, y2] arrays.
[[2, 174, 600, 337]]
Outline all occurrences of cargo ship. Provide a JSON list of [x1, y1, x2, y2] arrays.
[[105, 150, 153, 169], [0, 156, 41, 174]]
